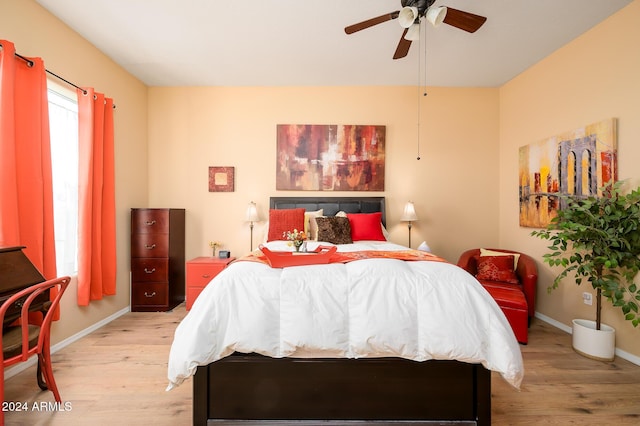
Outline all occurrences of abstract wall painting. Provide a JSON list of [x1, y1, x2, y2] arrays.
[[276, 124, 385, 191], [519, 118, 617, 228]]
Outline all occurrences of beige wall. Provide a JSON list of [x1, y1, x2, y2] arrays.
[[2, 1, 148, 344], [147, 86, 500, 264], [6, 0, 639, 361], [499, 1, 640, 356]]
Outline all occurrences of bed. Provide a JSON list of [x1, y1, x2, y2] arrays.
[[167, 196, 524, 426]]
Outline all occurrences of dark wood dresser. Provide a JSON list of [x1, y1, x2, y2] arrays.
[[130, 209, 185, 312]]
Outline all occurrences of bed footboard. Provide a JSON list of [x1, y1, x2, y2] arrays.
[[193, 353, 490, 425]]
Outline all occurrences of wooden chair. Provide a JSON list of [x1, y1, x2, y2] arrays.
[[0, 276, 71, 422]]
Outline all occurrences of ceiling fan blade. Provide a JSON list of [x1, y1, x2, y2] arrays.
[[393, 29, 412, 60], [442, 7, 487, 33], [345, 11, 400, 34]]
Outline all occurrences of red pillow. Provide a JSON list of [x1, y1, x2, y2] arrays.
[[346, 212, 386, 241], [267, 208, 305, 242], [475, 255, 519, 284]]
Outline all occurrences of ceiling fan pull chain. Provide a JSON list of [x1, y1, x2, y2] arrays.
[[422, 21, 428, 97], [416, 35, 422, 161]]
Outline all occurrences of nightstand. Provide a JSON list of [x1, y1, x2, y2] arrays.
[[185, 257, 235, 310]]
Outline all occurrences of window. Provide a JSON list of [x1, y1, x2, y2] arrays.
[[48, 87, 79, 275]]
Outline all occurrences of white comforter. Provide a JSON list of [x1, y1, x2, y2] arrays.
[[167, 241, 524, 390]]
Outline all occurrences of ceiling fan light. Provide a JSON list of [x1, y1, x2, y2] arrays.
[[426, 6, 447, 27], [398, 6, 419, 28], [405, 23, 420, 41]]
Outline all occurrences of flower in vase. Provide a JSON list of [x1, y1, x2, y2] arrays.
[[282, 229, 307, 251], [209, 241, 222, 256]]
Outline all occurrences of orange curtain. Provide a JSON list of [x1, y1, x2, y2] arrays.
[[0, 40, 57, 279], [77, 88, 116, 306]]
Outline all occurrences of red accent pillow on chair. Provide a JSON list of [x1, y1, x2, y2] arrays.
[[475, 255, 519, 284]]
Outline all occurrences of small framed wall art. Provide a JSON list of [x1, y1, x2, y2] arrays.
[[208, 166, 234, 192]]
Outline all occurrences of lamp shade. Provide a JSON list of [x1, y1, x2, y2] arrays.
[[426, 6, 447, 27], [405, 23, 420, 41], [401, 201, 418, 222], [245, 202, 259, 222], [398, 6, 419, 28]]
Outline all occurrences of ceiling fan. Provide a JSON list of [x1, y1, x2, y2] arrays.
[[345, 0, 487, 59]]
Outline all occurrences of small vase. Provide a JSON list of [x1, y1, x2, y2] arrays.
[[293, 241, 303, 252], [212, 248, 217, 257]]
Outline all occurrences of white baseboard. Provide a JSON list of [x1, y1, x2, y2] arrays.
[[4, 306, 131, 380], [534, 311, 572, 333], [535, 311, 640, 366]]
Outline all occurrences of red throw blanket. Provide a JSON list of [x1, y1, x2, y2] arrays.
[[238, 247, 447, 267]]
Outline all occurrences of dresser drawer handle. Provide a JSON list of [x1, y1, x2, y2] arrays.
[[144, 291, 157, 298], [144, 268, 156, 274], [145, 220, 156, 226], [145, 244, 156, 249], [202, 274, 210, 279]]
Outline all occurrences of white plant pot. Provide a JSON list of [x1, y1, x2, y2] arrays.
[[571, 319, 615, 361]]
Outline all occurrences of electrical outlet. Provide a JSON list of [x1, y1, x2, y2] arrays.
[[582, 292, 593, 306]]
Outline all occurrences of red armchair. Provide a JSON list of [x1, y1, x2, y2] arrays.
[[457, 248, 537, 344]]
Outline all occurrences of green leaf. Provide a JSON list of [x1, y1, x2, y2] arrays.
[[530, 180, 640, 328]]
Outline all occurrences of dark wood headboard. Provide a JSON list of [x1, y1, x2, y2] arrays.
[[269, 196, 386, 227]]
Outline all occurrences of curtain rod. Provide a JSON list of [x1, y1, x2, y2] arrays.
[[13, 51, 116, 108], [14, 52, 87, 95]]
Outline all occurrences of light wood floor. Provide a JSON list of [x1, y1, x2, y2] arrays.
[[4, 304, 640, 425]]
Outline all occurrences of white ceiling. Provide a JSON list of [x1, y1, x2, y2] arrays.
[[36, 0, 632, 87]]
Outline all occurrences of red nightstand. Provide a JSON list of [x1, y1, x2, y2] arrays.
[[185, 257, 235, 310]]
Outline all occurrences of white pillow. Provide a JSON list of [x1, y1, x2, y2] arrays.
[[260, 221, 271, 243], [304, 209, 323, 240], [480, 248, 520, 270], [381, 223, 390, 240], [417, 241, 431, 252]]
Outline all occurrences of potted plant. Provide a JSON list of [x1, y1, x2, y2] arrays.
[[531, 180, 640, 360]]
